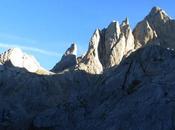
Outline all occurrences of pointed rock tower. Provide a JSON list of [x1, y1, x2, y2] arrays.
[[52, 43, 77, 73], [98, 19, 135, 69], [77, 29, 103, 74], [0, 48, 49, 74], [133, 6, 175, 49]]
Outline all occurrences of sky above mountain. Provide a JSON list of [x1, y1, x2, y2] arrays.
[[0, 0, 174, 69]]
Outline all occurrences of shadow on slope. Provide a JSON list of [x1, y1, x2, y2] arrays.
[[1, 44, 175, 129]]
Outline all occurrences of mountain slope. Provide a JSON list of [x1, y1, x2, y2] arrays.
[[0, 6, 175, 130]]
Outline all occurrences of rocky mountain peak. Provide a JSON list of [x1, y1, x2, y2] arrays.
[[64, 43, 77, 56], [97, 19, 135, 69], [106, 21, 121, 40], [0, 48, 42, 72], [133, 6, 175, 49], [77, 29, 103, 74], [133, 20, 158, 48], [51, 43, 78, 73], [148, 6, 170, 22], [121, 17, 129, 27], [1, 7, 175, 130]]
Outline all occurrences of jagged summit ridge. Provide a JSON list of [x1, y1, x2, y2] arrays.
[[0, 48, 50, 74], [77, 29, 103, 74], [0, 6, 175, 130], [52, 6, 174, 74], [134, 6, 175, 49], [0, 48, 40, 72]]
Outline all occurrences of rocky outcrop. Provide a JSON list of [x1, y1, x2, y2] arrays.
[[78, 29, 103, 74], [98, 19, 135, 69], [0, 48, 49, 74], [52, 43, 77, 73], [133, 20, 158, 48], [134, 6, 175, 49], [0, 6, 175, 130]]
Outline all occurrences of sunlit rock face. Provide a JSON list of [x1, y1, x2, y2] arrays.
[[0, 7, 175, 130], [0, 48, 41, 72], [98, 19, 135, 69], [133, 20, 158, 48], [77, 29, 103, 74], [52, 43, 78, 73], [133, 6, 175, 49]]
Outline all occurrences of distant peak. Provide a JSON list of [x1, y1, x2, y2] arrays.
[[121, 17, 130, 27], [147, 6, 170, 21], [94, 28, 100, 34], [123, 17, 129, 25], [64, 43, 77, 56], [110, 20, 120, 26], [150, 6, 161, 14]]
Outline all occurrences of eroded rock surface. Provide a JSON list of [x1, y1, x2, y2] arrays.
[[0, 7, 175, 130], [52, 43, 77, 73], [0, 48, 49, 74]]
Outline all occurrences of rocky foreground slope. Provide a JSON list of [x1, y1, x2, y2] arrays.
[[0, 7, 175, 130]]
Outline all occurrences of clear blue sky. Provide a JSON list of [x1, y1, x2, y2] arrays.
[[0, 0, 174, 69]]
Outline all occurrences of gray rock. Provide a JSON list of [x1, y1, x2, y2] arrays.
[[78, 29, 103, 74], [0, 6, 175, 130], [134, 6, 175, 49], [52, 43, 77, 73], [0, 48, 50, 74], [133, 20, 158, 48], [98, 19, 135, 69]]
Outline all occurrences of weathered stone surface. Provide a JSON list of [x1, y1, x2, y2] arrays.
[[0, 6, 175, 130], [134, 6, 175, 49], [121, 18, 135, 54], [133, 20, 158, 48], [98, 19, 135, 69], [78, 29, 103, 74], [52, 43, 77, 73], [0, 48, 49, 74]]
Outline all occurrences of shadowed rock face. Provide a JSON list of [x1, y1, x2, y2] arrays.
[[51, 43, 77, 73], [0, 7, 175, 130]]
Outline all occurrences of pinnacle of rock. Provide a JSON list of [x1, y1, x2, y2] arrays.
[[64, 43, 77, 56], [0, 6, 175, 130], [78, 29, 103, 74], [133, 6, 175, 49], [147, 6, 170, 23], [98, 19, 135, 69], [121, 17, 129, 26], [52, 43, 77, 73]]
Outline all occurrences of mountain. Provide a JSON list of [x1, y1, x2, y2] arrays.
[[0, 48, 52, 75], [51, 43, 77, 73], [0, 7, 175, 130]]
